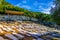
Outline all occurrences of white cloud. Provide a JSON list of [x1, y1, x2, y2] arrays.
[[15, 3, 22, 6], [37, 2, 54, 14], [41, 7, 51, 14], [38, 6, 51, 14], [15, 0, 28, 6], [22, 0, 27, 4], [20, 5, 31, 9], [51, 4, 55, 8], [35, 6, 51, 14], [15, 2, 31, 10], [47, 2, 55, 8]]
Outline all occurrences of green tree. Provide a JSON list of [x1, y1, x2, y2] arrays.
[[52, 8, 60, 25], [52, 0, 60, 25]]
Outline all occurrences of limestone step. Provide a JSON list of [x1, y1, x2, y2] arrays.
[[13, 34, 24, 40], [5, 34, 18, 40]]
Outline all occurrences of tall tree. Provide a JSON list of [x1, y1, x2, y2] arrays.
[[52, 0, 60, 25]]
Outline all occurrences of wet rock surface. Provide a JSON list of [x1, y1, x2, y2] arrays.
[[0, 21, 59, 40]]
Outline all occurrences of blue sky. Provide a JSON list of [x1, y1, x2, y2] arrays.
[[6, 0, 55, 14]]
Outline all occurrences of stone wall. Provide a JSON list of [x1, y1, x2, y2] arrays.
[[0, 15, 38, 22]]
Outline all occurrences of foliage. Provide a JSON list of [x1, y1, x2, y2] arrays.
[[52, 8, 60, 25], [52, 0, 60, 25], [57, 0, 60, 2]]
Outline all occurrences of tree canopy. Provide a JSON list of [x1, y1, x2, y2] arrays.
[[52, 0, 60, 25], [52, 8, 60, 25]]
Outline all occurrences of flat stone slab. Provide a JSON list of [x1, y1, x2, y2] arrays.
[[13, 34, 24, 39], [52, 34, 60, 38], [5, 34, 18, 40]]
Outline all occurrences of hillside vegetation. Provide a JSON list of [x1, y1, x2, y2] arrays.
[[0, 0, 52, 22]]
